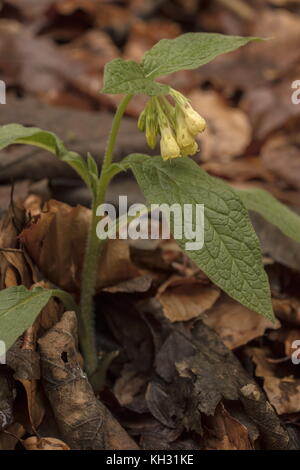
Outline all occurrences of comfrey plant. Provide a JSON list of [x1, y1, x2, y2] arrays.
[[1, 33, 300, 379]]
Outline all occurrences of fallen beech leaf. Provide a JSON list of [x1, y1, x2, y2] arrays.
[[156, 277, 220, 322], [203, 403, 253, 450], [261, 133, 300, 191], [6, 331, 44, 433], [272, 297, 300, 327], [103, 275, 152, 294], [38, 311, 139, 450], [251, 347, 300, 415], [124, 19, 181, 63], [269, 329, 300, 357], [22, 436, 70, 450], [113, 363, 148, 410], [19, 200, 140, 292], [202, 157, 274, 184], [203, 297, 280, 350], [0, 422, 25, 450], [201, 10, 300, 91], [188, 90, 251, 162], [241, 70, 300, 140]]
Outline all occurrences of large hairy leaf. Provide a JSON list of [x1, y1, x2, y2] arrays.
[[0, 286, 77, 352], [0, 124, 91, 187], [142, 33, 261, 79], [124, 154, 274, 320], [236, 187, 300, 244], [102, 33, 261, 95]]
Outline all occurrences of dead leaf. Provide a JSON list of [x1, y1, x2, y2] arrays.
[[202, 157, 274, 183], [188, 90, 251, 162], [0, 422, 25, 450], [19, 200, 140, 292], [272, 297, 300, 327], [269, 328, 300, 357], [156, 276, 220, 322], [251, 347, 300, 415], [261, 133, 300, 191], [203, 296, 280, 349], [22, 436, 70, 450], [200, 9, 300, 91], [202, 403, 253, 450]]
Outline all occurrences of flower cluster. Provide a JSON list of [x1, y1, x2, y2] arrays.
[[137, 88, 206, 161]]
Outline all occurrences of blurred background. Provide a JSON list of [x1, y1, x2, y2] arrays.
[[0, 0, 300, 215]]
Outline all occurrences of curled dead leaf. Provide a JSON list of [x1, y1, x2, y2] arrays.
[[203, 297, 280, 350], [156, 276, 220, 323], [19, 199, 140, 293], [22, 436, 70, 450], [250, 347, 300, 415], [188, 90, 251, 162], [203, 403, 253, 450]]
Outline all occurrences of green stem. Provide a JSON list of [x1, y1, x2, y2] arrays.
[[79, 94, 132, 376]]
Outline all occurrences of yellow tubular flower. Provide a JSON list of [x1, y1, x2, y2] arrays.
[[160, 126, 181, 160], [182, 102, 206, 136], [175, 108, 195, 149], [180, 140, 198, 157]]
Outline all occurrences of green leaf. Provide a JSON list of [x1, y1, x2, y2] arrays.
[[0, 124, 91, 188], [101, 34, 262, 95], [0, 286, 78, 352], [0, 286, 52, 351], [125, 154, 274, 320], [236, 187, 300, 244], [102, 59, 170, 95], [142, 33, 262, 79]]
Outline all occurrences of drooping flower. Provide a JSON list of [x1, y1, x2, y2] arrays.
[[170, 88, 206, 136], [181, 102, 206, 136], [160, 125, 181, 160], [175, 107, 196, 150], [136, 88, 206, 161]]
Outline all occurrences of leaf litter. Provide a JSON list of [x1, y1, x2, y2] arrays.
[[1, 0, 300, 451]]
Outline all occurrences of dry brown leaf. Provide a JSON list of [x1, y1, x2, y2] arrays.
[[19, 199, 140, 292], [272, 297, 300, 326], [188, 90, 251, 162], [261, 133, 300, 191], [202, 157, 275, 183], [269, 328, 300, 358], [251, 347, 300, 415], [200, 9, 300, 91], [0, 423, 25, 450], [203, 297, 280, 349], [203, 403, 254, 450], [22, 436, 70, 450], [124, 18, 181, 63], [156, 276, 220, 322]]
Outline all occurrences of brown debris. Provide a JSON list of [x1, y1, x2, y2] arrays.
[[38, 311, 139, 450]]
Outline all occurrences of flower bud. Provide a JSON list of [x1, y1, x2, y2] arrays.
[[146, 116, 157, 149], [137, 109, 146, 132]]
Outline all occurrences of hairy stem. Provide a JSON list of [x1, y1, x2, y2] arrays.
[[79, 94, 132, 376]]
